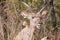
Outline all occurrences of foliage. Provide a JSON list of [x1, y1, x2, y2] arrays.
[[0, 0, 60, 40]]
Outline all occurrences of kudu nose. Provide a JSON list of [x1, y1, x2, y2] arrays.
[[36, 21, 43, 29], [36, 24, 41, 29]]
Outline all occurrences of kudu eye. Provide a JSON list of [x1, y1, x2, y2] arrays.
[[32, 17, 34, 19]]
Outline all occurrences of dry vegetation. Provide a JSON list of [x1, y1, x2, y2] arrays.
[[0, 0, 60, 40]]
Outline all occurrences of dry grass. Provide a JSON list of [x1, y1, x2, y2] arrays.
[[0, 1, 60, 40]]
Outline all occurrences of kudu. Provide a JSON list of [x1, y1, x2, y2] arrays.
[[14, 2, 48, 40]]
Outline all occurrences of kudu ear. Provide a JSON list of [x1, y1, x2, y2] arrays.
[[20, 10, 32, 19], [41, 10, 48, 16], [20, 11, 27, 18], [21, 2, 34, 14]]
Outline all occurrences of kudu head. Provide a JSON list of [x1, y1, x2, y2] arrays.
[[20, 2, 48, 29]]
